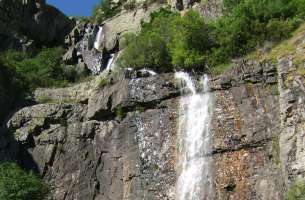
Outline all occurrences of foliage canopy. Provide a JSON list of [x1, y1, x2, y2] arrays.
[[118, 0, 305, 72], [0, 162, 49, 200]]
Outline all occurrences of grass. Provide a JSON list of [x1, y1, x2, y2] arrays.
[[98, 77, 108, 88], [285, 182, 305, 200], [247, 23, 305, 63], [115, 105, 125, 120]]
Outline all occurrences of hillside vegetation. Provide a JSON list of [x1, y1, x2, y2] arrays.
[[0, 162, 49, 200], [118, 0, 305, 72]]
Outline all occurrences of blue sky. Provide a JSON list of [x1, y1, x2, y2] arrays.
[[47, 0, 100, 17]]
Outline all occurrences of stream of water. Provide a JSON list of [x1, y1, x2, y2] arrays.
[[94, 26, 104, 51], [175, 72, 214, 200]]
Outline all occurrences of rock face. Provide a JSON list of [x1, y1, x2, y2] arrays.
[[1, 1, 305, 199], [64, 3, 163, 74], [5, 52, 304, 199], [0, 0, 74, 51], [65, 0, 223, 74], [7, 71, 179, 199]]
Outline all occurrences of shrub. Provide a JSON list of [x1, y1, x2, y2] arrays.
[[285, 182, 305, 200], [0, 59, 28, 124], [169, 10, 214, 70], [0, 162, 49, 200], [115, 105, 125, 120], [98, 77, 108, 88], [118, 8, 213, 71], [118, 0, 305, 72], [92, 0, 119, 23], [1, 47, 69, 90]]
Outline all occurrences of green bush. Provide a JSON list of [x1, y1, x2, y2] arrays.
[[118, 0, 305, 72], [118, 8, 213, 71], [92, 0, 119, 23], [1, 47, 69, 90], [212, 0, 305, 65], [0, 59, 28, 124], [285, 182, 305, 200], [0, 162, 49, 200]]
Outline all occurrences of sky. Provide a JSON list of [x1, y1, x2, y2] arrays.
[[47, 0, 100, 17]]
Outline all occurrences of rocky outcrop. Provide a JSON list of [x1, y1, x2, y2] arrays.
[[64, 0, 223, 74], [278, 56, 305, 187], [63, 3, 163, 74], [211, 60, 284, 200], [5, 51, 304, 199], [0, 0, 74, 51], [7, 70, 179, 199], [1, 1, 304, 199]]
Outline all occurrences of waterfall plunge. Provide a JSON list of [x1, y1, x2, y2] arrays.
[[94, 26, 104, 51], [175, 72, 214, 200]]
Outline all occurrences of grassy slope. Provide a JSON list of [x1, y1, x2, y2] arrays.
[[211, 23, 305, 76]]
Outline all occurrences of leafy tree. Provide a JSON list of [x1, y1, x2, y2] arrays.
[[118, 0, 305, 72], [169, 10, 214, 70], [0, 59, 28, 124], [1, 47, 69, 90], [118, 8, 213, 71], [118, 8, 177, 71], [0, 162, 49, 200]]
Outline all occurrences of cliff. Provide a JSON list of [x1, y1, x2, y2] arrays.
[[0, 0, 305, 200], [4, 35, 305, 199], [0, 0, 74, 51]]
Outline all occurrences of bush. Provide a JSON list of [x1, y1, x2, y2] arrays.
[[1, 47, 69, 90], [0, 59, 28, 124], [118, 0, 305, 72], [285, 182, 305, 200], [0, 162, 49, 200], [169, 10, 214, 70], [118, 8, 213, 71], [92, 0, 119, 23], [212, 0, 305, 64]]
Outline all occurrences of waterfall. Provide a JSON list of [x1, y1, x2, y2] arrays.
[[106, 54, 115, 70], [94, 26, 104, 51], [175, 72, 214, 200]]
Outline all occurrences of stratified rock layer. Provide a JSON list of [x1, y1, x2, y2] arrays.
[[6, 52, 304, 199]]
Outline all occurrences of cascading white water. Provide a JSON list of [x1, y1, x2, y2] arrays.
[[94, 26, 104, 51], [106, 54, 115, 70], [175, 72, 214, 200]]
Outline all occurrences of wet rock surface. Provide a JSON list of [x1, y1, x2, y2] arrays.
[[5, 58, 301, 199]]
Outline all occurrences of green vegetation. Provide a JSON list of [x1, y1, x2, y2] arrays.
[[0, 162, 49, 200], [0, 47, 69, 90], [285, 182, 305, 200], [98, 77, 108, 88], [92, 0, 120, 23], [115, 105, 125, 120], [118, 0, 305, 73], [118, 8, 213, 72], [0, 47, 84, 93]]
